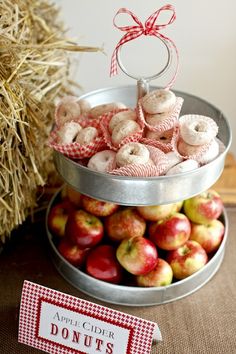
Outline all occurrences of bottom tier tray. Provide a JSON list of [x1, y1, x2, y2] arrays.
[[46, 189, 228, 307]]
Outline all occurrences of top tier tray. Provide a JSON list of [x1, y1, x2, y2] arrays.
[[53, 85, 231, 206]]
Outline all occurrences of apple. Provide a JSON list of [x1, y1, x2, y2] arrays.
[[65, 209, 104, 249], [58, 238, 89, 267], [189, 219, 224, 253], [48, 200, 75, 237], [105, 208, 146, 242], [137, 203, 177, 222], [81, 194, 119, 217], [149, 212, 191, 251], [136, 258, 173, 287], [86, 244, 123, 284], [183, 189, 223, 225], [116, 236, 158, 275], [166, 240, 208, 279], [172, 201, 184, 213], [61, 184, 82, 207]]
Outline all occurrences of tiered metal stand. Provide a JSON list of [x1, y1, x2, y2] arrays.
[[46, 45, 232, 305]]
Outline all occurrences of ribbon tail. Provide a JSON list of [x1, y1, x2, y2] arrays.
[[110, 48, 119, 77], [153, 33, 179, 89]]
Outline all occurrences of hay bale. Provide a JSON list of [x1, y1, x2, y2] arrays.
[[0, 0, 100, 241]]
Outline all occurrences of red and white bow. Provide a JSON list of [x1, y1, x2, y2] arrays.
[[110, 5, 179, 88]]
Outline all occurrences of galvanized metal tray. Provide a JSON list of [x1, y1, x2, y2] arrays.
[[54, 86, 232, 206], [46, 189, 228, 307]]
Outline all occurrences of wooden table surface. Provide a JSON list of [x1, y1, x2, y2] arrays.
[[213, 153, 236, 205]]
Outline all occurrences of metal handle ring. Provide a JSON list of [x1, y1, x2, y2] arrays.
[[116, 36, 172, 82]]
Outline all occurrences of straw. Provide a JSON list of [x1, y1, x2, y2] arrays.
[[0, 0, 101, 241]]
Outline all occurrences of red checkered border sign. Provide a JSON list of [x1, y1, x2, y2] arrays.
[[18, 281, 161, 354]]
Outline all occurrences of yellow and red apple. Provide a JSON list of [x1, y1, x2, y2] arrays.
[[189, 219, 224, 253], [136, 258, 173, 287], [149, 212, 191, 251], [116, 236, 158, 275], [166, 240, 208, 279], [183, 189, 223, 225], [105, 208, 146, 242]]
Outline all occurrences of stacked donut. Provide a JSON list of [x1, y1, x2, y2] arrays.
[[89, 106, 168, 176], [49, 91, 223, 177], [49, 96, 108, 159], [176, 115, 220, 164], [88, 108, 142, 174], [141, 89, 177, 128], [139, 89, 183, 153]]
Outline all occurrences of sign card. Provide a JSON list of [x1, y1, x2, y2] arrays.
[[18, 281, 162, 354]]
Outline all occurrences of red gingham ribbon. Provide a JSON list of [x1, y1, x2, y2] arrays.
[[110, 5, 179, 88]]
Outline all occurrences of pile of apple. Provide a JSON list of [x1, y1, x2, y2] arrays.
[[47, 186, 225, 287]]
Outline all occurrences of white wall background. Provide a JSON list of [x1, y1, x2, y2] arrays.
[[55, 0, 235, 155]]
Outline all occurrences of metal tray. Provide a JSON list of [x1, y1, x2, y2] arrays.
[[46, 189, 228, 307], [54, 86, 232, 206]]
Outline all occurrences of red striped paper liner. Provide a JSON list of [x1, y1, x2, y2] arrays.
[[141, 126, 179, 153], [137, 97, 183, 133], [48, 118, 107, 160], [172, 135, 214, 163], [110, 145, 168, 177]]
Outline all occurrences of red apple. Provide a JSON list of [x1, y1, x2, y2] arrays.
[[47, 200, 75, 237], [116, 236, 158, 275], [61, 184, 82, 207], [183, 189, 223, 225], [81, 194, 119, 217], [149, 212, 191, 251], [58, 238, 89, 267], [166, 240, 208, 280], [86, 245, 123, 284], [136, 258, 173, 287], [189, 219, 224, 253], [105, 208, 146, 242], [65, 209, 104, 249]]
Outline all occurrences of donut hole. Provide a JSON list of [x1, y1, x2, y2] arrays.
[[160, 135, 168, 141], [194, 121, 208, 133], [130, 148, 136, 155]]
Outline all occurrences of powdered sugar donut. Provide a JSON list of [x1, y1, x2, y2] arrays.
[[57, 121, 82, 144], [87, 150, 116, 172], [111, 120, 141, 146], [141, 89, 176, 114], [166, 159, 199, 175], [55, 96, 81, 126], [177, 138, 202, 156], [179, 115, 218, 146], [164, 151, 183, 172], [75, 126, 98, 145], [89, 102, 126, 119], [116, 142, 150, 167], [145, 111, 170, 126], [109, 110, 137, 132], [79, 99, 91, 115], [146, 128, 173, 144]]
